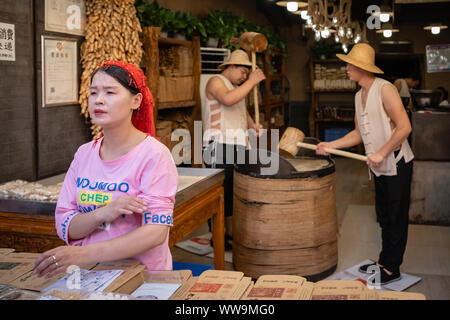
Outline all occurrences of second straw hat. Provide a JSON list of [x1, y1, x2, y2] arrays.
[[218, 49, 252, 70], [336, 43, 384, 74]]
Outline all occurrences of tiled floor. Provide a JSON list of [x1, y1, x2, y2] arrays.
[[171, 158, 450, 300]]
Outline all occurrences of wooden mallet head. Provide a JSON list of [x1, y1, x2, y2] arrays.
[[278, 127, 306, 158], [230, 32, 268, 53]]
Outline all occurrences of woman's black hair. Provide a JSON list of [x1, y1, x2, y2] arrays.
[[91, 65, 140, 95]]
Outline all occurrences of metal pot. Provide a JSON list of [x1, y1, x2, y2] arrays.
[[410, 89, 442, 109]]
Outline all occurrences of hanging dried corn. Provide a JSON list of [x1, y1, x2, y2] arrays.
[[79, 0, 143, 139]]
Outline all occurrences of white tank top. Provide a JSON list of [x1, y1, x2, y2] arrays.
[[355, 77, 414, 177], [398, 78, 411, 98], [202, 74, 248, 147]]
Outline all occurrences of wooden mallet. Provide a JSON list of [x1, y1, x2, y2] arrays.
[[230, 32, 268, 126], [278, 127, 368, 161]]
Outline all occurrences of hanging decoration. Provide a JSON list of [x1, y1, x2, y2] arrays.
[[79, 0, 143, 139], [297, 0, 367, 47]]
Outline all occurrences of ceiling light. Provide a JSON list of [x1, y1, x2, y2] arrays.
[[287, 2, 298, 11], [380, 13, 390, 23], [424, 24, 448, 35], [314, 31, 321, 41], [371, 5, 393, 23], [376, 23, 399, 38], [292, 9, 310, 20], [321, 28, 330, 38], [346, 27, 353, 39], [342, 44, 348, 53], [383, 30, 392, 38], [301, 10, 309, 20], [276, 1, 308, 12]]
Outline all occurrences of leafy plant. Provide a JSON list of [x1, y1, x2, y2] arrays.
[[135, 0, 171, 32], [134, 3, 287, 55], [311, 40, 345, 59], [135, 1, 206, 39]]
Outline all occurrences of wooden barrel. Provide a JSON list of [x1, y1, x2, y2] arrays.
[[233, 155, 338, 281]]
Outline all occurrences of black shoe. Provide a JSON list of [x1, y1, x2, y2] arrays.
[[359, 262, 382, 274], [368, 268, 401, 286], [379, 268, 401, 285]]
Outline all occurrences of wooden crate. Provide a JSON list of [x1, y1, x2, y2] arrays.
[[158, 76, 194, 102]]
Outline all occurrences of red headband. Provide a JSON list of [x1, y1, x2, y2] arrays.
[[97, 61, 155, 137]]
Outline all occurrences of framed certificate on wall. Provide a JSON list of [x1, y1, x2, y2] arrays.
[[41, 36, 78, 107]]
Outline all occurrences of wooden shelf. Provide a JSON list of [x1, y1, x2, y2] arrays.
[[309, 57, 356, 139], [143, 27, 201, 165], [158, 100, 196, 110]]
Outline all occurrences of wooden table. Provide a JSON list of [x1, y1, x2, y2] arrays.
[[0, 168, 225, 270]]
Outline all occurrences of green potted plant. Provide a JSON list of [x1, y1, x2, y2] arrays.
[[135, 0, 171, 37], [203, 11, 243, 49], [202, 11, 228, 47]]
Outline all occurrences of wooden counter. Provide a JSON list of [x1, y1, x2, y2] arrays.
[[0, 168, 225, 270]]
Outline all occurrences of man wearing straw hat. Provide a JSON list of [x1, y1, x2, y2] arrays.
[[203, 49, 266, 248], [316, 43, 414, 285]]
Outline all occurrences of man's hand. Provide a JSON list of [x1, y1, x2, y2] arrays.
[[248, 69, 266, 86], [367, 152, 385, 167], [316, 142, 334, 156]]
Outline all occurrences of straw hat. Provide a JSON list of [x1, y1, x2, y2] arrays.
[[218, 49, 252, 70], [336, 43, 384, 74]]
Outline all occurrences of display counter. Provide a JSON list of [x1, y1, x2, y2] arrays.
[[0, 168, 225, 269], [410, 110, 450, 225]]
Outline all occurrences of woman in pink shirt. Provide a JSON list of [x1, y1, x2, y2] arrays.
[[34, 61, 178, 277]]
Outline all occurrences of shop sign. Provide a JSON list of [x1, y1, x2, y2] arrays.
[[0, 22, 15, 61]]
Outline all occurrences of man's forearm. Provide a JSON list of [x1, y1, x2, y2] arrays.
[[329, 130, 362, 149], [221, 81, 255, 106], [377, 125, 411, 158]]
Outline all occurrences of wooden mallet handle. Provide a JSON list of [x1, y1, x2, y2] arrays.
[[296, 142, 368, 162], [251, 51, 259, 126]]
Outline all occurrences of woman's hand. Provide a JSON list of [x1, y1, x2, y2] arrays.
[[33, 245, 91, 279], [316, 142, 334, 156], [367, 152, 385, 167], [98, 196, 147, 223]]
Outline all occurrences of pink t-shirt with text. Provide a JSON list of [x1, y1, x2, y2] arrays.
[[54, 136, 178, 271]]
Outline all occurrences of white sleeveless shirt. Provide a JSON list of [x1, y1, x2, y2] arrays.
[[202, 74, 249, 147], [398, 78, 411, 98], [355, 77, 414, 177]]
